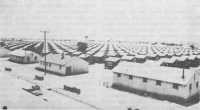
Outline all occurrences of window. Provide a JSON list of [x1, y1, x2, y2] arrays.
[[156, 80, 161, 86], [49, 63, 51, 67], [143, 78, 147, 83], [129, 75, 133, 80], [189, 84, 192, 91], [59, 65, 62, 70], [117, 73, 121, 77], [173, 83, 179, 90], [196, 82, 199, 88]]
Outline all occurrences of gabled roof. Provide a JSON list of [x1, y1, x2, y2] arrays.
[[176, 56, 188, 61], [105, 57, 120, 62], [135, 55, 146, 59], [41, 54, 88, 66], [41, 54, 71, 65], [79, 54, 90, 59], [165, 57, 178, 63], [93, 51, 104, 57], [121, 55, 134, 61], [9, 49, 34, 57], [187, 55, 196, 60], [113, 62, 198, 85]]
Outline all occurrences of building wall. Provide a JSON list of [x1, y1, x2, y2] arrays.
[[9, 55, 24, 63], [39, 61, 66, 75], [185, 72, 200, 97], [38, 60, 88, 75], [113, 72, 199, 99], [9, 53, 41, 64], [68, 59, 89, 73], [24, 53, 40, 63]]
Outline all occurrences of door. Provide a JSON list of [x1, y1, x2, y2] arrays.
[[65, 66, 71, 75]]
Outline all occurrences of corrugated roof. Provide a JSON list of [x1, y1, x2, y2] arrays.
[[113, 62, 197, 85]]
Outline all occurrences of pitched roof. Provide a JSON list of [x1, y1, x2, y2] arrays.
[[113, 62, 198, 85], [41, 54, 88, 66], [105, 57, 120, 62], [121, 55, 134, 60], [135, 55, 146, 59], [41, 54, 71, 65], [9, 49, 33, 57], [79, 54, 90, 59], [93, 51, 104, 57]]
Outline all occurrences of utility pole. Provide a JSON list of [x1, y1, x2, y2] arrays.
[[40, 30, 48, 76]]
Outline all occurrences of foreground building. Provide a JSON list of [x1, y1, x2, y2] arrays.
[[112, 62, 200, 105], [9, 49, 41, 63], [37, 54, 89, 76]]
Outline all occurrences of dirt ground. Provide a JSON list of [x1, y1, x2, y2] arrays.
[[0, 58, 200, 110]]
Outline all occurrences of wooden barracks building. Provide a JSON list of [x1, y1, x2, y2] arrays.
[[112, 62, 200, 105], [37, 54, 89, 76], [9, 49, 41, 64]]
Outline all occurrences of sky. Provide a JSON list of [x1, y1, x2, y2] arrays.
[[0, 0, 200, 42]]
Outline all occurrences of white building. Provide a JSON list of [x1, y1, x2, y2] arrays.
[[37, 54, 88, 76], [9, 49, 41, 63], [112, 62, 200, 104]]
